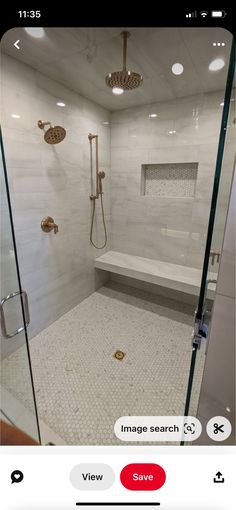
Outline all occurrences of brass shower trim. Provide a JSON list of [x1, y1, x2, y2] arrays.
[[88, 133, 97, 141], [105, 31, 143, 91], [113, 350, 126, 361], [89, 133, 107, 249], [41, 216, 59, 234], [88, 133, 105, 200], [38, 120, 52, 130], [38, 120, 66, 144]]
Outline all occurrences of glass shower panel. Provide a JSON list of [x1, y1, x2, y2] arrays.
[[0, 132, 40, 443], [207, 87, 236, 301], [186, 39, 235, 420]]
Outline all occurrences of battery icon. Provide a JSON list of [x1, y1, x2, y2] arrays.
[[211, 10, 227, 18]]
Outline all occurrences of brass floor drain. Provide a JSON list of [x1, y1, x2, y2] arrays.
[[113, 350, 126, 361]]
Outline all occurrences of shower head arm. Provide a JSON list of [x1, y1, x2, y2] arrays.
[[121, 31, 130, 71], [38, 120, 52, 130]]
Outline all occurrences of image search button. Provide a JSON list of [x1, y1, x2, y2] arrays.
[[11, 470, 24, 484]]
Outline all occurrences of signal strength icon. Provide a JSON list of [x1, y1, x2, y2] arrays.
[[200, 11, 208, 17], [186, 11, 197, 18]]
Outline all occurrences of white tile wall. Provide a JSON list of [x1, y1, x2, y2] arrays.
[[1, 54, 111, 342], [110, 92, 235, 268]]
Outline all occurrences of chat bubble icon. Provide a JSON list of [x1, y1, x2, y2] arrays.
[[11, 470, 24, 484]]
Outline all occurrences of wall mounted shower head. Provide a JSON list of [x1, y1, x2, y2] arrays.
[[38, 120, 66, 144], [105, 31, 143, 92]]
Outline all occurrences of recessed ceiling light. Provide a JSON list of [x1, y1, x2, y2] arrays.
[[24, 27, 45, 38], [56, 101, 66, 107], [112, 87, 124, 95], [168, 130, 176, 134], [209, 58, 225, 71], [11, 113, 21, 118], [171, 63, 184, 75], [149, 113, 158, 118], [103, 121, 110, 125]]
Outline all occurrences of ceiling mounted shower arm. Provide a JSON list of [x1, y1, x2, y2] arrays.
[[105, 31, 143, 91], [122, 31, 130, 71]]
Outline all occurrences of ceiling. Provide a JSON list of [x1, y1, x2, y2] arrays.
[[1, 27, 232, 111]]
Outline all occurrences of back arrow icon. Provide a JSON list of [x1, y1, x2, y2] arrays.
[[14, 40, 20, 50]]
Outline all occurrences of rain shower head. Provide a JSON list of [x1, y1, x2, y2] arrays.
[[38, 120, 66, 144], [105, 31, 143, 91]]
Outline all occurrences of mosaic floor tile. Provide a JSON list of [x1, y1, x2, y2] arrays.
[[1, 281, 205, 445]]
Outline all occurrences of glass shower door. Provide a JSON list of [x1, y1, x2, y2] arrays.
[[0, 130, 40, 444], [183, 38, 236, 424]]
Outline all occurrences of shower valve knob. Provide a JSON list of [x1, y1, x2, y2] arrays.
[[41, 216, 59, 234]]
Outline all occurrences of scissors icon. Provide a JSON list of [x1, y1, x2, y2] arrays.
[[213, 423, 224, 434]]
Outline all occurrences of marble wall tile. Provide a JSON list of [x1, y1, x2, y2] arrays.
[[1, 54, 111, 340], [110, 90, 233, 269], [216, 166, 236, 299], [110, 274, 199, 307]]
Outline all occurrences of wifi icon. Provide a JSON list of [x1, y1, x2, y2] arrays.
[[200, 11, 208, 17]]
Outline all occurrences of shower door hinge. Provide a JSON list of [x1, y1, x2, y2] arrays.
[[191, 313, 209, 350]]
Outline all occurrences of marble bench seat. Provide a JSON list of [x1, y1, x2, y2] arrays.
[[95, 250, 217, 298]]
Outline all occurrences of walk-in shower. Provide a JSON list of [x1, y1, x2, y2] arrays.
[[0, 27, 235, 446]]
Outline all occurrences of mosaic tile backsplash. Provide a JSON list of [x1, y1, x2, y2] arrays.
[[143, 163, 198, 197]]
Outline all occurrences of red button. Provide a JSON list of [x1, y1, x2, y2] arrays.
[[120, 463, 166, 491]]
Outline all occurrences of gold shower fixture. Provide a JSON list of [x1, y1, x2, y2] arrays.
[[113, 350, 126, 361], [88, 133, 107, 249], [38, 120, 66, 144], [105, 31, 143, 92], [88, 133, 106, 200], [41, 216, 59, 234]]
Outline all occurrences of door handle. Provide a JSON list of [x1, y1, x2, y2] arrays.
[[0, 290, 30, 338]]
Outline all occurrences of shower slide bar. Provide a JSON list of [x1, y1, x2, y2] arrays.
[[88, 133, 107, 249]]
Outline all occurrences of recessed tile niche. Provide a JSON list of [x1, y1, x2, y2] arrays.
[[141, 163, 198, 197]]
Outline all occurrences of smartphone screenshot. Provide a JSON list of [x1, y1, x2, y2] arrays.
[[0, 6, 235, 509]]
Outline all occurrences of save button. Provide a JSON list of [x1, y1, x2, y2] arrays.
[[120, 463, 166, 491]]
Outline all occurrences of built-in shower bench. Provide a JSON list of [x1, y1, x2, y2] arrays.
[[95, 250, 217, 298]]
